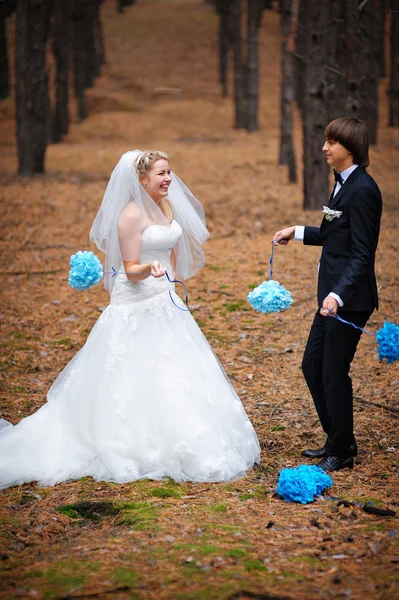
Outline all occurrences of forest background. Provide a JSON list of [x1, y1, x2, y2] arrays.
[[0, 1, 398, 599]]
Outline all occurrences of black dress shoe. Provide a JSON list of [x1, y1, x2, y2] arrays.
[[301, 445, 327, 459], [302, 443, 357, 459], [317, 455, 354, 472]]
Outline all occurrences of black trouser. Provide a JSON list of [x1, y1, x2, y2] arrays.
[[302, 310, 372, 456]]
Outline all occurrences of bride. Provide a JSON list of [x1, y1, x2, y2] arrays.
[[0, 150, 260, 488]]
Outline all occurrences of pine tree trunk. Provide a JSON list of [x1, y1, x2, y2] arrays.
[[279, 0, 298, 182], [325, 0, 347, 122], [232, 0, 246, 129], [52, 0, 70, 143], [246, 0, 263, 131], [359, 0, 380, 144], [84, 0, 97, 86], [0, 10, 10, 99], [72, 1, 87, 122], [218, 4, 231, 97], [344, 0, 363, 117], [294, 0, 306, 117], [378, 0, 387, 77], [94, 0, 106, 72], [389, 0, 399, 126], [15, 0, 51, 176], [302, 0, 329, 210]]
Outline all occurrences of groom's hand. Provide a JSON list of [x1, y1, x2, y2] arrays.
[[273, 226, 296, 245], [321, 296, 338, 317]]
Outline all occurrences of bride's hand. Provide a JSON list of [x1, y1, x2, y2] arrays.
[[150, 261, 166, 278], [273, 226, 296, 246]]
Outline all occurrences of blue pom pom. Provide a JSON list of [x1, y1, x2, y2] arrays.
[[68, 251, 103, 291], [247, 280, 293, 314], [276, 465, 333, 504], [376, 321, 399, 364]]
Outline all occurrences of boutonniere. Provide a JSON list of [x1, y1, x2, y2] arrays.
[[322, 206, 343, 222]]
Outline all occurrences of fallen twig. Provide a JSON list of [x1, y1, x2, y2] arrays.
[[354, 396, 399, 416]]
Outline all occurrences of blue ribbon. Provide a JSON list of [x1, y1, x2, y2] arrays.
[[109, 268, 190, 312], [165, 272, 190, 312], [269, 242, 275, 280], [327, 309, 374, 336]]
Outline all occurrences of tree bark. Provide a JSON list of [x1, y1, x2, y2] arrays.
[[389, 0, 399, 126], [279, 0, 298, 182], [216, 0, 233, 97], [246, 0, 263, 131], [72, 1, 87, 121], [0, 9, 10, 99], [325, 0, 346, 122], [117, 0, 136, 13], [301, 0, 329, 210], [294, 0, 306, 117], [94, 0, 106, 72], [359, 0, 381, 143], [343, 0, 363, 117], [232, 0, 246, 129], [15, 0, 51, 176], [52, 0, 70, 143]]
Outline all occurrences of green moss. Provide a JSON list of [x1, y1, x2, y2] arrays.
[[280, 570, 306, 580], [243, 559, 267, 572], [226, 548, 247, 558], [110, 566, 138, 587], [290, 554, 318, 564], [150, 486, 181, 499], [115, 500, 159, 530], [271, 425, 285, 432], [208, 503, 229, 513], [223, 300, 246, 312]]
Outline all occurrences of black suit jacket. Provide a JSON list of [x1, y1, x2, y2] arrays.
[[303, 166, 382, 312]]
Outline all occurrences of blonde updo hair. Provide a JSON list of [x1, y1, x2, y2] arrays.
[[134, 150, 173, 222]]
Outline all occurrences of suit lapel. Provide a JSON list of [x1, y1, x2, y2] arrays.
[[329, 166, 365, 209]]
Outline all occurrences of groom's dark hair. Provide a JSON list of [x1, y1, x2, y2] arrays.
[[325, 117, 369, 168]]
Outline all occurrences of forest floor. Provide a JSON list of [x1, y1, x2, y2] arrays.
[[0, 1, 398, 599]]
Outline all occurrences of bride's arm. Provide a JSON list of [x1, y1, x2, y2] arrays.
[[118, 203, 165, 281]]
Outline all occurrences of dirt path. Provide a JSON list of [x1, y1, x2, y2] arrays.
[[0, 1, 398, 598]]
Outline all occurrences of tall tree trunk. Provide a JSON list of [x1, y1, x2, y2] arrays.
[[94, 0, 106, 72], [117, 0, 135, 13], [325, 0, 347, 122], [343, 0, 363, 117], [246, 0, 263, 131], [359, 0, 380, 144], [85, 1, 97, 85], [52, 0, 70, 143], [302, 0, 329, 210], [378, 0, 387, 77], [232, 0, 246, 129], [279, 0, 298, 182], [217, 2, 231, 97], [72, 1, 87, 121], [294, 0, 306, 117], [0, 10, 10, 99], [389, 0, 399, 126], [15, 0, 51, 176]]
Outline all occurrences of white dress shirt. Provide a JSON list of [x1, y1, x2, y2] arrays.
[[294, 165, 359, 308]]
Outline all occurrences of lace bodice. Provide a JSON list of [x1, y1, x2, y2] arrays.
[[110, 220, 182, 305]]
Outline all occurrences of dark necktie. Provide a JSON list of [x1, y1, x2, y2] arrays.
[[333, 169, 343, 186]]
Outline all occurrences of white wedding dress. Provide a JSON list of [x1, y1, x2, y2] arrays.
[[0, 221, 260, 489]]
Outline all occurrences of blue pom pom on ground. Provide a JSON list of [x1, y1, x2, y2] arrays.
[[376, 321, 399, 364], [276, 464, 333, 504], [248, 280, 293, 314], [68, 251, 104, 291]]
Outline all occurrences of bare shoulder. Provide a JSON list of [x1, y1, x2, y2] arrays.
[[118, 202, 142, 232]]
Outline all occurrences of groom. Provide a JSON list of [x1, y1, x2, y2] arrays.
[[274, 117, 382, 472]]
